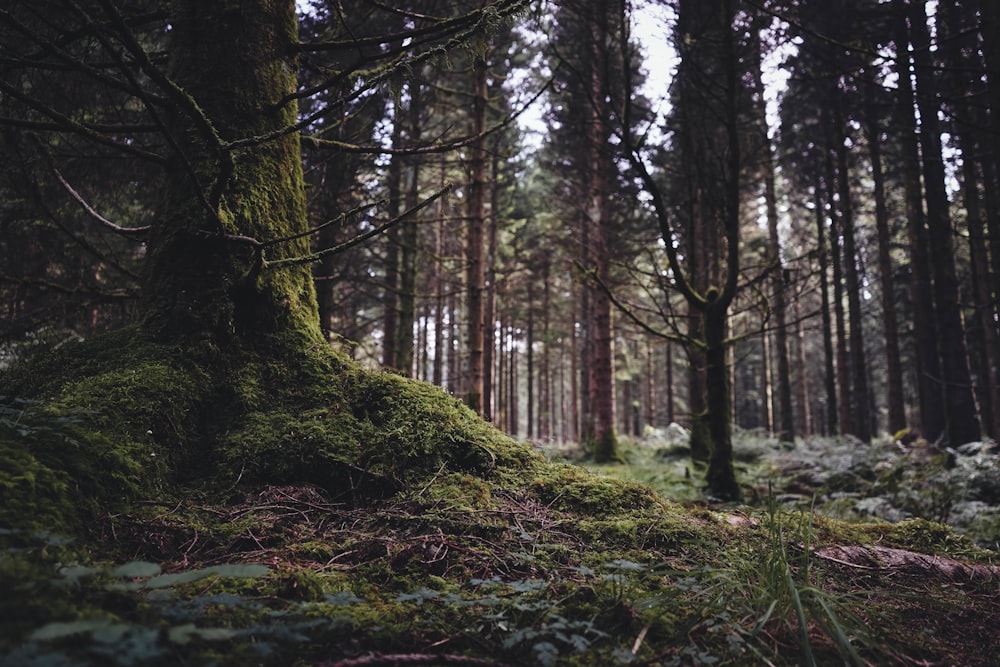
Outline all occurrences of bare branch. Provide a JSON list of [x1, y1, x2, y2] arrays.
[[51, 167, 150, 238], [261, 200, 382, 248], [264, 185, 452, 271]]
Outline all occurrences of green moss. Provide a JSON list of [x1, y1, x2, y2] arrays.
[[531, 463, 663, 513], [881, 517, 988, 560], [417, 472, 494, 510]]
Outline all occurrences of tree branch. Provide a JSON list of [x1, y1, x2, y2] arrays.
[[51, 167, 150, 238], [263, 185, 452, 270]]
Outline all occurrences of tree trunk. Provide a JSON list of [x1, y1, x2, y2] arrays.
[[793, 296, 812, 435], [432, 197, 446, 388], [824, 144, 852, 437], [704, 300, 738, 500], [382, 116, 404, 370], [814, 172, 838, 436], [464, 53, 488, 414], [483, 150, 500, 420], [833, 99, 872, 442], [539, 256, 552, 440], [909, 0, 982, 445], [395, 88, 422, 376], [526, 279, 535, 440], [863, 79, 906, 437], [666, 341, 675, 425], [893, 0, 946, 442], [145, 0, 320, 349], [753, 23, 793, 442], [585, 0, 618, 462]]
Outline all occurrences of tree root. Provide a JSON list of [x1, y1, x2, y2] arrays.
[[813, 545, 1000, 582], [318, 654, 521, 667]]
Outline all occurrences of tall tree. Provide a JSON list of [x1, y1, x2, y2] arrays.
[[750, 17, 794, 443], [861, 73, 907, 437], [619, 0, 743, 499], [465, 46, 489, 413], [905, 0, 982, 446], [546, 0, 622, 461]]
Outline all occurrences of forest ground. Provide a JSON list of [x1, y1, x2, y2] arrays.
[[3, 373, 1000, 667]]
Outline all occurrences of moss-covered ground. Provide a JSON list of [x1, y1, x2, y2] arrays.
[[1, 334, 998, 666]]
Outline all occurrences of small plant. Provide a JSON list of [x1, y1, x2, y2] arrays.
[[755, 486, 866, 666]]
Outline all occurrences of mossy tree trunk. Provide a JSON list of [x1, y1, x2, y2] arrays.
[[143, 0, 322, 351]]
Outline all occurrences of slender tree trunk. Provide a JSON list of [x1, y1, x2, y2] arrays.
[[666, 341, 675, 425], [824, 145, 851, 436], [539, 256, 552, 440], [893, 0, 946, 441], [447, 267, 459, 395], [705, 300, 737, 499], [483, 154, 500, 420], [559, 340, 576, 442], [814, 173, 838, 436], [508, 324, 518, 436], [465, 53, 488, 414], [497, 310, 506, 430], [432, 205, 445, 387], [833, 99, 872, 442], [585, 0, 618, 461], [863, 80, 906, 436], [793, 296, 812, 436], [753, 24, 793, 442], [645, 338, 655, 429], [909, 0, 982, 445], [526, 280, 535, 440], [381, 118, 404, 370], [571, 305, 580, 442], [762, 328, 773, 432], [395, 92, 421, 376]]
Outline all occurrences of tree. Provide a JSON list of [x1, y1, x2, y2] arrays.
[[619, 0, 743, 500], [749, 16, 794, 443], [0, 0, 530, 505], [904, 0, 982, 446], [546, 0, 623, 461]]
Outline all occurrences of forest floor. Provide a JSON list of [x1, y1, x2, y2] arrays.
[[3, 412, 1000, 666]]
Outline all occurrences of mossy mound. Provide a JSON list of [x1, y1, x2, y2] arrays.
[[0, 327, 544, 536]]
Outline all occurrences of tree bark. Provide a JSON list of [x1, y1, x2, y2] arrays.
[[833, 98, 872, 442], [585, 0, 618, 462], [753, 22, 793, 442], [823, 143, 851, 437], [145, 0, 321, 349], [814, 172, 838, 436], [863, 79, 906, 437], [465, 53, 488, 415], [909, 0, 982, 445], [893, 0, 946, 442]]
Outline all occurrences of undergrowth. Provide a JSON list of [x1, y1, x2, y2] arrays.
[[2, 363, 999, 665]]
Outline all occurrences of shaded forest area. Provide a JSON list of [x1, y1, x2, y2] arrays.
[[2, 0, 1000, 665], [4, 0, 1000, 489]]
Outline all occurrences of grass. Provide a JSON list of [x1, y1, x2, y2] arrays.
[[2, 372, 999, 665]]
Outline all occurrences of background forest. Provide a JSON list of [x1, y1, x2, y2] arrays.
[[4, 0, 998, 468], [2, 1, 1000, 665]]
